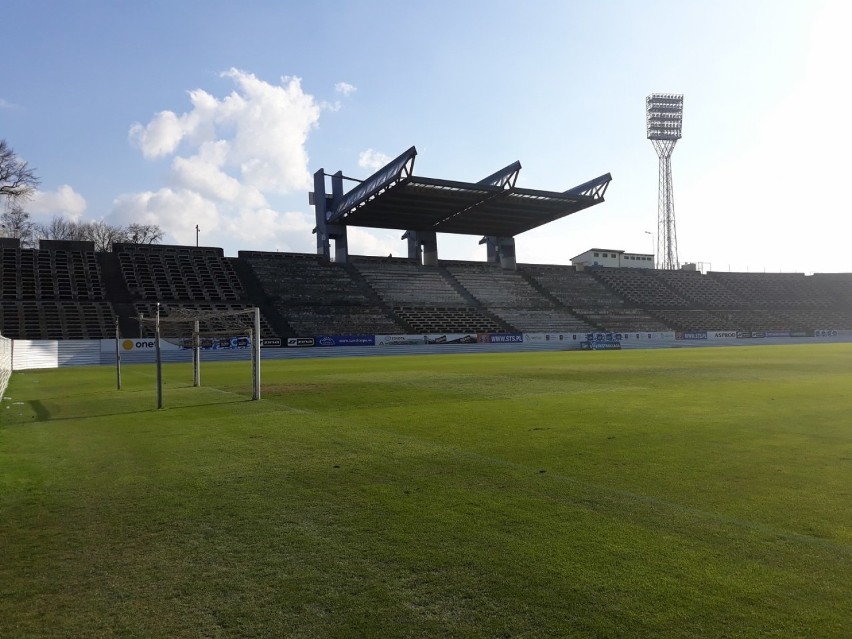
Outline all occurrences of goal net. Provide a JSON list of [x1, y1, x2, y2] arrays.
[[136, 305, 262, 407], [0, 331, 11, 400]]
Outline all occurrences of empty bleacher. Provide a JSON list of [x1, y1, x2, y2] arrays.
[[112, 244, 283, 340], [708, 272, 835, 309], [394, 306, 505, 334], [353, 257, 507, 333], [592, 268, 691, 308], [115, 243, 244, 302], [242, 252, 402, 335], [653, 269, 748, 308], [811, 274, 852, 307], [445, 262, 593, 332], [521, 264, 668, 332], [2, 237, 851, 341], [0, 243, 114, 339]]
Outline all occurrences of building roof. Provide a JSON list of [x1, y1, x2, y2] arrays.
[[326, 147, 611, 238]]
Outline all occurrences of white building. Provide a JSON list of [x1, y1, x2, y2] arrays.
[[570, 248, 654, 269]]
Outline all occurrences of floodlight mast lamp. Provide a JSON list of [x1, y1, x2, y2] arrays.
[[647, 93, 683, 270]]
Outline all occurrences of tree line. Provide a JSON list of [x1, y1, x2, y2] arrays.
[[1, 139, 163, 251]]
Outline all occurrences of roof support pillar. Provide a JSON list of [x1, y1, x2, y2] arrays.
[[498, 237, 516, 270], [403, 231, 422, 263], [312, 169, 349, 263], [330, 171, 349, 263], [482, 236, 499, 264], [312, 168, 330, 260], [480, 236, 516, 269], [403, 230, 437, 266]]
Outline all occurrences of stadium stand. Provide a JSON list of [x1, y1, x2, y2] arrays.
[[114, 243, 244, 302], [111, 244, 279, 340], [652, 269, 749, 308], [0, 241, 115, 339], [2, 237, 851, 340], [352, 257, 508, 333], [240, 251, 404, 336], [521, 264, 668, 331], [708, 272, 835, 309], [445, 261, 593, 332]]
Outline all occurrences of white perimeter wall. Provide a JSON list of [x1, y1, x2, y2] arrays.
[[11, 340, 100, 370], [6, 330, 852, 371]]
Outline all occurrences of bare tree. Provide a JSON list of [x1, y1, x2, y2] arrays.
[[0, 140, 40, 204], [82, 220, 127, 252], [125, 223, 165, 244], [0, 205, 37, 247], [36, 215, 86, 241], [34, 217, 165, 251]]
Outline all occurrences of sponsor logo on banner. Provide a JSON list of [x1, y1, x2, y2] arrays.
[[765, 331, 790, 338], [315, 335, 376, 347], [677, 331, 707, 340], [737, 331, 752, 339], [287, 337, 315, 347], [814, 329, 839, 338], [581, 341, 622, 350], [426, 334, 477, 345], [594, 341, 622, 350], [790, 331, 808, 337], [586, 332, 622, 342], [712, 331, 737, 339], [751, 331, 766, 338], [181, 336, 251, 350], [120, 339, 180, 351], [477, 333, 523, 344], [261, 338, 282, 348], [377, 335, 426, 346], [123, 339, 154, 350]]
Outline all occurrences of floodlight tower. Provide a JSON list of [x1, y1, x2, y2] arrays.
[[646, 93, 683, 270]]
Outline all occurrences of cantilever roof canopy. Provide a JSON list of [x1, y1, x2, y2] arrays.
[[326, 146, 611, 237]]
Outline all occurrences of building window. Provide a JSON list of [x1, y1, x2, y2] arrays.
[[593, 252, 599, 257]]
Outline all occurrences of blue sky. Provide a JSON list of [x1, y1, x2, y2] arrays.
[[3, 0, 848, 273]]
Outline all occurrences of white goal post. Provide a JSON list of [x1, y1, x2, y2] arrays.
[[0, 332, 12, 400], [135, 305, 262, 408]]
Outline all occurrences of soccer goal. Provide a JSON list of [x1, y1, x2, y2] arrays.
[[0, 331, 12, 400], [135, 305, 262, 408]]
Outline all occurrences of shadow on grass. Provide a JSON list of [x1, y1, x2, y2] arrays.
[[2, 395, 252, 426]]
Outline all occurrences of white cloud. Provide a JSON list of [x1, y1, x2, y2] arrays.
[[129, 111, 192, 159], [223, 208, 315, 250], [170, 141, 244, 203], [118, 70, 423, 258], [110, 188, 220, 246], [115, 68, 343, 253], [347, 227, 405, 257], [358, 148, 392, 171], [217, 68, 320, 192], [128, 68, 320, 193], [28, 185, 87, 222]]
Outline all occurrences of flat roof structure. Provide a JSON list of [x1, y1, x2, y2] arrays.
[[327, 147, 611, 237], [312, 146, 612, 267]]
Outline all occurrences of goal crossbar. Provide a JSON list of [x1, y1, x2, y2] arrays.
[[134, 305, 262, 407]]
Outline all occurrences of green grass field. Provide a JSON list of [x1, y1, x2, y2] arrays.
[[1, 345, 850, 638]]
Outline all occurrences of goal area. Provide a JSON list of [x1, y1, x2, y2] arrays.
[[135, 305, 262, 408]]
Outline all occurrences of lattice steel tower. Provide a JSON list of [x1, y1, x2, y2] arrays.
[[646, 93, 683, 270]]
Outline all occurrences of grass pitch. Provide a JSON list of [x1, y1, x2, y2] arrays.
[[1, 345, 850, 637]]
